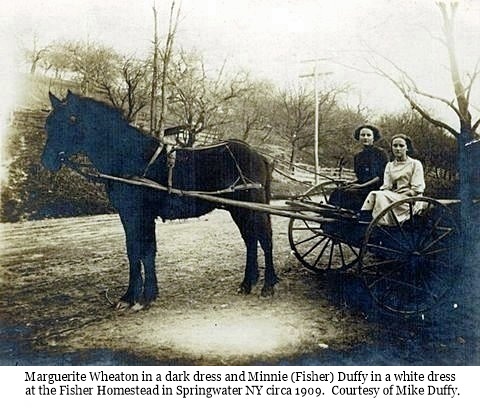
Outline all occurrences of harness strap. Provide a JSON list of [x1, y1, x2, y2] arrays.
[[142, 141, 165, 177], [166, 148, 176, 193], [224, 144, 255, 186]]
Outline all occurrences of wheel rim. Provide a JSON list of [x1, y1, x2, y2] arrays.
[[301, 180, 348, 204], [288, 216, 359, 274], [359, 197, 462, 314]]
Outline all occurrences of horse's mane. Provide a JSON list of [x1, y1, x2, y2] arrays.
[[74, 93, 159, 142], [75, 94, 124, 119]]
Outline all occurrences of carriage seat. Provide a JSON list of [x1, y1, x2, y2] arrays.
[[173, 141, 229, 152]]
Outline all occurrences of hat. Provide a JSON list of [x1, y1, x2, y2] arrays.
[[353, 125, 382, 141]]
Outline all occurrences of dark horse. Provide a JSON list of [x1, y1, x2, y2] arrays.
[[41, 91, 278, 308]]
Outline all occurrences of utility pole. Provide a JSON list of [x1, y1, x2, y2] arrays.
[[300, 59, 332, 185]]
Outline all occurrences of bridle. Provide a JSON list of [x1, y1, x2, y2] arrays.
[[57, 152, 103, 183]]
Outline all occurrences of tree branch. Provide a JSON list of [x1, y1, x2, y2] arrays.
[[370, 60, 458, 136]]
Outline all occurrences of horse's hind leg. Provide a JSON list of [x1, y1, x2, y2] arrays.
[[229, 209, 259, 294], [142, 217, 158, 305], [118, 213, 145, 308], [257, 213, 278, 296], [119, 243, 144, 308]]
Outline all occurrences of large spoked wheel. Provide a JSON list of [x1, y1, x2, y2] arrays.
[[359, 197, 463, 315], [288, 217, 359, 274]]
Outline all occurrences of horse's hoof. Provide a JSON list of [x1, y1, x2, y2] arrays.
[[237, 283, 252, 295], [143, 290, 159, 305], [261, 286, 275, 297], [115, 301, 130, 310]]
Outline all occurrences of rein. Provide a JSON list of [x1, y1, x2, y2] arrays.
[[256, 149, 341, 183]]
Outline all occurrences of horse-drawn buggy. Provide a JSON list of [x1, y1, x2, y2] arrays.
[[41, 91, 477, 316], [287, 182, 464, 315]]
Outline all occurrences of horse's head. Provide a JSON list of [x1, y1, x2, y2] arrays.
[[41, 91, 86, 172]]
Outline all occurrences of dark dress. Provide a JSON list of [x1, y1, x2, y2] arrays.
[[329, 145, 388, 211]]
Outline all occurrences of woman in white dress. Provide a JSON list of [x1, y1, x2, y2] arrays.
[[360, 134, 425, 225]]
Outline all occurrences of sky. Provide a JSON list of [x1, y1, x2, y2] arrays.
[[0, 0, 479, 147], [2, 1, 480, 109]]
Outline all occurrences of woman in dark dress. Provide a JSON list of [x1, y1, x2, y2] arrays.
[[329, 125, 388, 211]]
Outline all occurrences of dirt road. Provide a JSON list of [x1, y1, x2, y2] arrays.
[[0, 208, 478, 365]]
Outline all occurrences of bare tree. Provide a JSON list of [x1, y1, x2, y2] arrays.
[[367, 1, 479, 230], [97, 56, 150, 122], [150, 0, 181, 137], [167, 52, 252, 146], [219, 78, 275, 144], [272, 85, 315, 167], [48, 40, 121, 95], [41, 41, 72, 79], [23, 33, 50, 75], [272, 83, 352, 169]]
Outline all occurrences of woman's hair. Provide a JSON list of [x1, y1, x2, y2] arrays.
[[390, 134, 415, 155], [353, 124, 382, 141]]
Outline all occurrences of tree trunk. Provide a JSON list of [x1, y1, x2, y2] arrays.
[[150, 6, 159, 136], [30, 59, 38, 75], [458, 125, 474, 243], [289, 143, 297, 172]]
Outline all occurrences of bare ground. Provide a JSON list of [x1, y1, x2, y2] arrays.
[[0, 207, 478, 365]]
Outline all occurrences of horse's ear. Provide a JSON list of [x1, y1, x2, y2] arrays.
[[66, 89, 75, 101], [48, 92, 62, 109]]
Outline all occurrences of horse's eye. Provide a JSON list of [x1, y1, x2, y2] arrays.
[[69, 115, 77, 124]]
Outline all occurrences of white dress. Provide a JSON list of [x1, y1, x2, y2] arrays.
[[361, 157, 425, 225]]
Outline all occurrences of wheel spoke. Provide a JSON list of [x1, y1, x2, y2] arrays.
[[366, 243, 407, 255], [421, 228, 455, 253], [327, 241, 335, 269], [320, 185, 329, 203], [389, 209, 410, 246], [422, 243, 461, 257], [294, 231, 324, 246], [300, 236, 328, 259], [313, 237, 331, 267], [362, 258, 405, 273], [418, 212, 447, 248], [347, 244, 359, 257], [376, 225, 410, 251], [338, 243, 346, 269], [379, 276, 424, 292], [408, 202, 419, 246]]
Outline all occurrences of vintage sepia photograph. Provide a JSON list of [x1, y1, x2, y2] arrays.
[[0, 0, 479, 366]]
